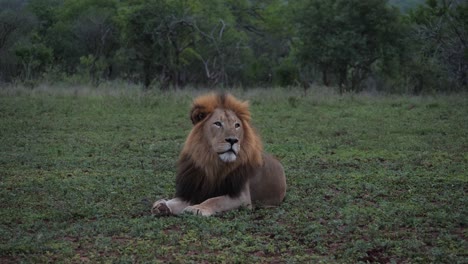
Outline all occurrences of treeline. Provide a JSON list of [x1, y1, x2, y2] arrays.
[[0, 0, 466, 93]]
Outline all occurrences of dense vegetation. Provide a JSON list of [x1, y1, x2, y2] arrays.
[[389, 0, 425, 12], [0, 0, 467, 93], [0, 89, 466, 262]]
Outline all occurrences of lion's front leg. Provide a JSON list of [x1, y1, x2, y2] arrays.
[[183, 187, 252, 216], [152, 198, 190, 216]]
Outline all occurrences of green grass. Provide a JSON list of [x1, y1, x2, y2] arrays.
[[1, 87, 467, 263]]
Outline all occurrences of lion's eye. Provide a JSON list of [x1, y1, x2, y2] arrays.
[[235, 123, 241, 128], [214, 121, 222, 127]]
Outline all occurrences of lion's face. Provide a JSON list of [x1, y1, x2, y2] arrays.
[[183, 93, 262, 169], [204, 109, 244, 163]]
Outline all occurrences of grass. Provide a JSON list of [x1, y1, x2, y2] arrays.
[[0, 86, 467, 263]]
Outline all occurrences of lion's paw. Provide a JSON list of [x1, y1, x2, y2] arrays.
[[151, 199, 172, 216], [183, 205, 214, 217]]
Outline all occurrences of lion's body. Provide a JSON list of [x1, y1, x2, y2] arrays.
[[152, 93, 286, 216], [249, 153, 286, 206]]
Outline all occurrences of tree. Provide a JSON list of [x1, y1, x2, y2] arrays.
[[72, 7, 119, 85], [14, 39, 52, 83], [408, 0, 467, 92], [119, 0, 197, 88], [0, 0, 36, 82], [220, 0, 300, 88], [295, 0, 404, 93], [188, 0, 248, 87], [47, 0, 120, 85]]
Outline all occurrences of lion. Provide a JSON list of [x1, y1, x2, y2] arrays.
[[151, 93, 286, 216]]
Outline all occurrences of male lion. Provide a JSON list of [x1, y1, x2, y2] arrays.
[[152, 93, 286, 216]]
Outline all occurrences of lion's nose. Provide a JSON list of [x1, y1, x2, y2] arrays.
[[225, 137, 239, 145]]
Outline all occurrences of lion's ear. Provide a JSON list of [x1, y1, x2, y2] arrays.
[[190, 106, 207, 125]]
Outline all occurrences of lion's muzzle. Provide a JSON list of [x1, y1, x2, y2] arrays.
[[218, 138, 240, 163]]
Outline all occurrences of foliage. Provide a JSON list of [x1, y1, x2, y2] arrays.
[[0, 0, 36, 82], [0, 0, 466, 93], [295, 0, 405, 93], [405, 0, 468, 93], [14, 40, 53, 83], [0, 88, 467, 262]]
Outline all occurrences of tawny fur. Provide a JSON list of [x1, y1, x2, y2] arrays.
[[152, 92, 286, 216]]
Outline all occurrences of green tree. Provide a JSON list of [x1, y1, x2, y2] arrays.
[[73, 7, 119, 84], [15, 40, 52, 83], [407, 0, 467, 92], [296, 0, 404, 93], [240, 0, 295, 86], [52, 0, 119, 84], [189, 0, 250, 87], [119, 0, 197, 88], [0, 0, 36, 82]]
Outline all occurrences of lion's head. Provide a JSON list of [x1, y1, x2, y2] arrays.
[[180, 93, 263, 173]]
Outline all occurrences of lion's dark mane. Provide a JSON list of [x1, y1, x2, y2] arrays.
[[175, 154, 255, 204]]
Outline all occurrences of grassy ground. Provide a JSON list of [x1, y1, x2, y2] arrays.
[[0, 87, 467, 263]]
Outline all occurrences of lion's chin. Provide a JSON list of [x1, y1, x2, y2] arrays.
[[219, 152, 237, 163]]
